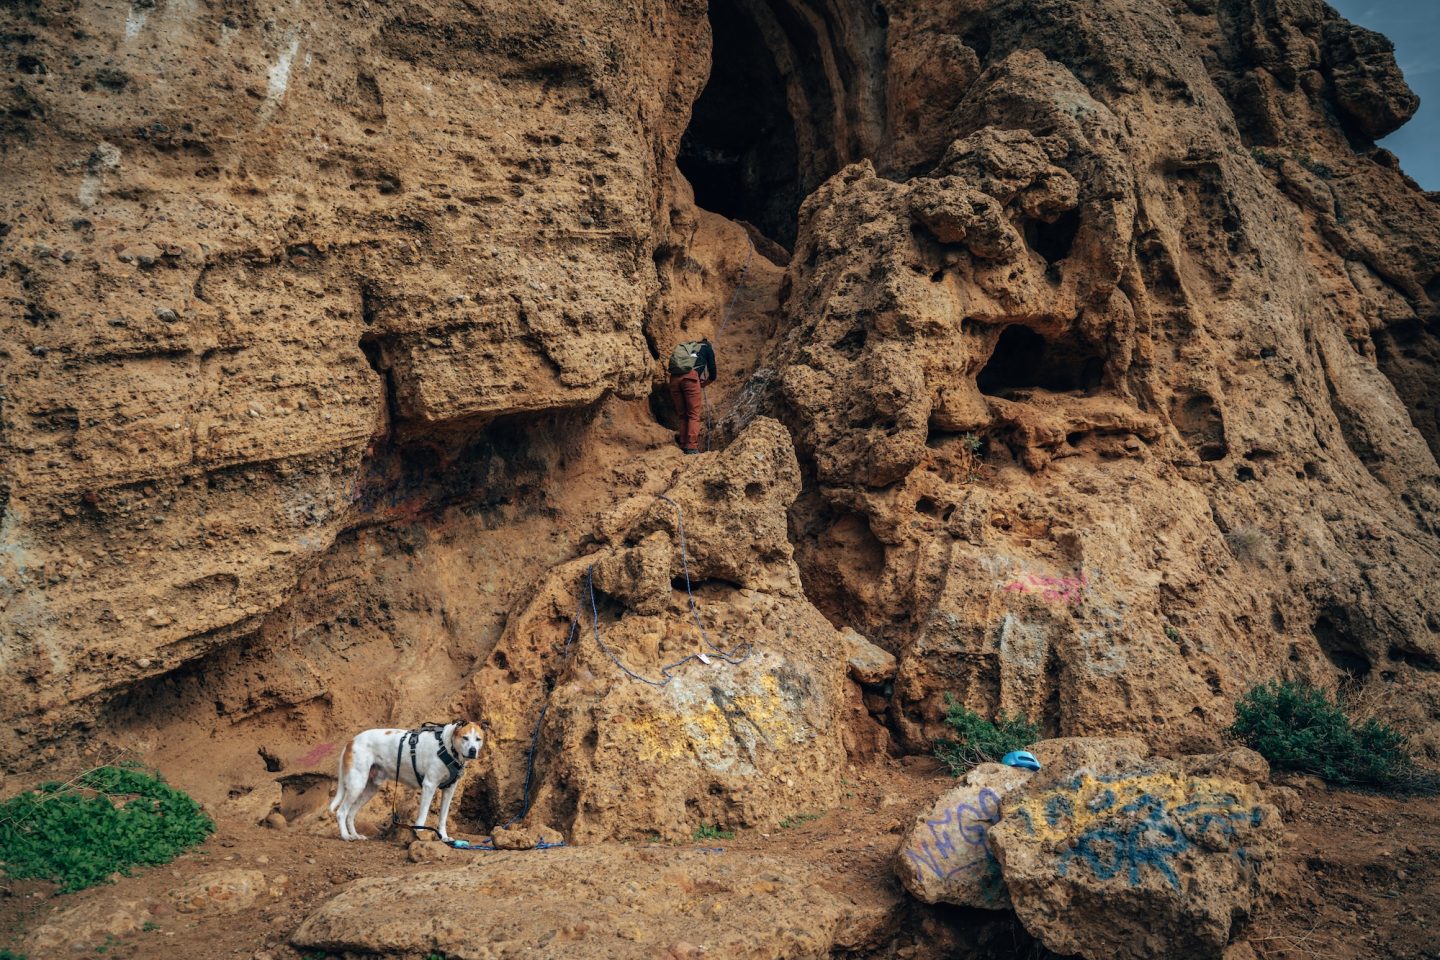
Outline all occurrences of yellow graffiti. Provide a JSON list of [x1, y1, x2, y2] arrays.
[[1008, 772, 1261, 843], [621, 673, 803, 766]]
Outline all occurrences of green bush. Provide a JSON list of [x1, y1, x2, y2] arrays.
[[1229, 680, 1409, 786], [0, 764, 213, 892], [934, 697, 1038, 775]]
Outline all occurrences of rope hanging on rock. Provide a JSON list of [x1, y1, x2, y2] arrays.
[[586, 496, 753, 686]]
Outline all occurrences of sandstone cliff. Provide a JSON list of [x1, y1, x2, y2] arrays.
[[2, 0, 1437, 867]]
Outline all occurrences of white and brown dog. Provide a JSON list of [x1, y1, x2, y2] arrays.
[[329, 721, 484, 842]]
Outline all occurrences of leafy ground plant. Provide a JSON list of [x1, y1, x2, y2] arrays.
[[1229, 679, 1411, 787], [0, 763, 213, 892], [934, 696, 1038, 775], [692, 823, 735, 841]]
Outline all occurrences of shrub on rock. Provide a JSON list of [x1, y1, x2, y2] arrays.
[[933, 696, 1038, 775], [1229, 679, 1409, 787]]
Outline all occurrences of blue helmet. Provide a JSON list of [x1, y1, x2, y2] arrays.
[[1001, 750, 1042, 771]]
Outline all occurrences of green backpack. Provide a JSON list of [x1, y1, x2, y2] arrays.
[[669, 340, 705, 375]]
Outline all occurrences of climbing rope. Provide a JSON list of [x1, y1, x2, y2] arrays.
[[713, 241, 755, 342], [584, 496, 753, 686]]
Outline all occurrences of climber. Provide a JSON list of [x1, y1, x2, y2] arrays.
[[667, 337, 717, 454]]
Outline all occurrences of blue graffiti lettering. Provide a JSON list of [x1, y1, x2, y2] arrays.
[[906, 787, 1004, 881]]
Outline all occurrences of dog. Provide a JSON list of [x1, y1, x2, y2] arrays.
[[328, 720, 484, 842]]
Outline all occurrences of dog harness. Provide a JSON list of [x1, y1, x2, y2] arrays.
[[392, 722, 466, 791]]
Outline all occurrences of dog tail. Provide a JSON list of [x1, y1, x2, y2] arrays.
[[329, 740, 350, 812]]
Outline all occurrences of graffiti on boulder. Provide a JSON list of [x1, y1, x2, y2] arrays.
[[904, 786, 1004, 886], [1007, 771, 1265, 890]]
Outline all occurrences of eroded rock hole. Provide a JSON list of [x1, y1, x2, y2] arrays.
[[678, 0, 803, 247], [360, 334, 401, 428], [1313, 611, 1372, 681], [1024, 209, 1081, 265], [1171, 391, 1227, 462], [977, 324, 1105, 395], [278, 772, 335, 824], [1387, 644, 1439, 672]]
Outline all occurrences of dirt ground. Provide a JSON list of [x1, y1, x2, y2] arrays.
[[1, 757, 1436, 960]]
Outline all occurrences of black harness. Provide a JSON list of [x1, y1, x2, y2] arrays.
[[392, 721, 466, 791]]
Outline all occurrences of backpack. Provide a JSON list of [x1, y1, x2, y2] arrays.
[[668, 340, 705, 375]]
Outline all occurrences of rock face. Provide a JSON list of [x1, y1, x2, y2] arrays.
[[292, 846, 893, 960], [1, 0, 1437, 895], [990, 750, 1282, 960], [730, 0, 1440, 761], [0, 0, 709, 758], [467, 418, 850, 840]]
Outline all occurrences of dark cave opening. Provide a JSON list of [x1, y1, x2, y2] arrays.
[[976, 324, 1106, 396], [1313, 612, 1373, 683], [678, 0, 805, 248], [1024, 208, 1081, 265]]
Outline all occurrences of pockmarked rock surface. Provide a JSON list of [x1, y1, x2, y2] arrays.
[[169, 868, 288, 915], [292, 846, 893, 960], [724, 0, 1440, 764], [0, 0, 711, 759], [895, 761, 1031, 908], [989, 749, 1283, 960], [22, 898, 153, 955], [468, 418, 850, 840]]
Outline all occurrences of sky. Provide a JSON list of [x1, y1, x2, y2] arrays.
[[1327, 0, 1440, 190]]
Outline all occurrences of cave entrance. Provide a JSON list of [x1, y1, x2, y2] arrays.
[[977, 324, 1106, 396], [678, 0, 805, 247]]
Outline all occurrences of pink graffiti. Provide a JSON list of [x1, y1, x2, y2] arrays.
[[1002, 570, 1089, 606], [297, 742, 336, 767]]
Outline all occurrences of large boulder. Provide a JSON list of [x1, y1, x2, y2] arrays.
[[895, 762, 1031, 908], [468, 418, 852, 840], [292, 846, 896, 960], [988, 750, 1283, 960]]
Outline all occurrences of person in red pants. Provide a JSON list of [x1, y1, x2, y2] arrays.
[[667, 338, 717, 454]]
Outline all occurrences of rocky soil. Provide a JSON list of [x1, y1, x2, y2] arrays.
[[3, 0, 1440, 956]]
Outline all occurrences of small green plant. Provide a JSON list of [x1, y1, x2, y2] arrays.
[[1164, 625, 1182, 643], [0, 950, 26, 960], [0, 765, 213, 893], [1296, 153, 1334, 179], [934, 696, 1038, 775], [779, 812, 820, 830], [960, 432, 983, 453], [1249, 146, 1280, 169], [692, 823, 734, 841], [141, 921, 159, 933], [1229, 680, 1409, 786]]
